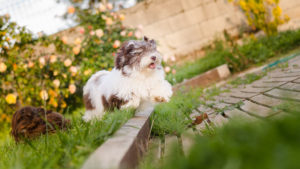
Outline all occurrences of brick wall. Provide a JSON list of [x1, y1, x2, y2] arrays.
[[121, 0, 300, 60]]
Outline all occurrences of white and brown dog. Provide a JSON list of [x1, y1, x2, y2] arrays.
[[82, 37, 173, 121]]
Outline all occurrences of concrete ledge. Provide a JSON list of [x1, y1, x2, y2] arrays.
[[173, 64, 231, 91], [81, 107, 154, 169]]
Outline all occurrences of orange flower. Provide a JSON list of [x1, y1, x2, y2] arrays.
[[119, 14, 125, 21], [68, 6, 75, 14], [105, 18, 113, 25], [95, 29, 104, 38], [69, 84, 76, 94], [84, 69, 92, 76], [28, 61, 34, 68], [73, 46, 81, 55], [74, 38, 82, 45], [164, 66, 171, 73], [50, 55, 57, 63], [13, 64, 17, 71], [64, 59, 72, 67], [99, 3, 106, 12], [106, 3, 113, 10], [0, 62, 7, 72], [70, 66, 78, 76], [127, 31, 133, 37], [172, 69, 176, 74], [79, 27, 85, 34], [49, 98, 58, 108], [61, 36, 68, 44], [113, 40, 121, 48], [53, 79, 60, 88]]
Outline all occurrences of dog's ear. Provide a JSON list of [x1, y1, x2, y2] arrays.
[[143, 36, 149, 42], [115, 41, 135, 69]]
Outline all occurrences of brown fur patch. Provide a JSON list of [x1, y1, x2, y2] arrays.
[[102, 95, 128, 111], [11, 106, 70, 142], [84, 93, 95, 110], [154, 96, 167, 102]]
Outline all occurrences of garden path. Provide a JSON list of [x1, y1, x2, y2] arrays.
[[155, 54, 300, 158]]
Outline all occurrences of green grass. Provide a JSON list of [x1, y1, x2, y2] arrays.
[[0, 108, 134, 169], [229, 72, 267, 87], [166, 29, 300, 85], [166, 49, 227, 85], [151, 87, 225, 136], [141, 102, 300, 169]]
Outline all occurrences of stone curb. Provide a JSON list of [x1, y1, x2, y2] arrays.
[[172, 64, 231, 91], [82, 107, 154, 169]]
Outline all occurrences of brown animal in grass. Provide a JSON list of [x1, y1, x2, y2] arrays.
[[11, 106, 70, 142]]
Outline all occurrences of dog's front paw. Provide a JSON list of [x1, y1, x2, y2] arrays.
[[154, 96, 167, 103]]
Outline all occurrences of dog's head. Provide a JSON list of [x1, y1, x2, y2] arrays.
[[115, 36, 162, 75]]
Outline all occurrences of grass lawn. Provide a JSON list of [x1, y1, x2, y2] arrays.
[[140, 102, 300, 169], [0, 109, 134, 169]]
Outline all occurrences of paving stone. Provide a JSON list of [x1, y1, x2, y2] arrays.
[[181, 128, 195, 156], [211, 114, 229, 127], [251, 81, 286, 88], [240, 86, 271, 93], [265, 88, 300, 101], [229, 91, 260, 99], [279, 82, 300, 92], [197, 104, 214, 114], [240, 100, 277, 117], [164, 135, 179, 157], [293, 77, 300, 83], [211, 102, 232, 110], [195, 119, 211, 132], [250, 94, 284, 107], [224, 108, 257, 121], [262, 76, 300, 83], [147, 138, 162, 161], [269, 71, 300, 78], [214, 96, 243, 104]]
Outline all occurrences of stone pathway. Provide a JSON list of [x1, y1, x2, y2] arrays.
[[152, 55, 300, 159]]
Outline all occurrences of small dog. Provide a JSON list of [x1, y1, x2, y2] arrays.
[[11, 106, 70, 142], [82, 37, 173, 121]]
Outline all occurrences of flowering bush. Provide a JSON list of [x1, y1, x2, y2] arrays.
[[0, 4, 137, 126], [229, 0, 290, 35]]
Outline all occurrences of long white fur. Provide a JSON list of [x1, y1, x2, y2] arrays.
[[82, 44, 172, 121]]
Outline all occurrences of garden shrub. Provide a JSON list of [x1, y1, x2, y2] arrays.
[[0, 4, 137, 126], [229, 0, 290, 35]]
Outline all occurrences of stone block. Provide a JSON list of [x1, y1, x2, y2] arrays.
[[240, 100, 277, 117], [180, 0, 203, 10], [224, 108, 256, 121], [280, 82, 300, 92], [145, 0, 184, 24], [265, 88, 300, 101], [165, 24, 204, 48]]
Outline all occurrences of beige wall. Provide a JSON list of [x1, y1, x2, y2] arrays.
[[121, 0, 300, 60]]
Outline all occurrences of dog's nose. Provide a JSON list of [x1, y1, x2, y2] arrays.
[[151, 56, 156, 61]]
